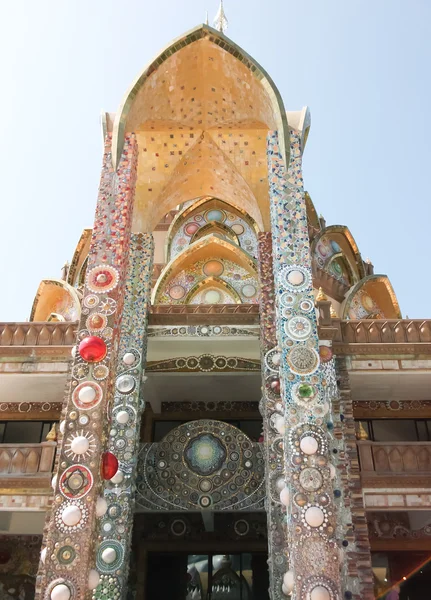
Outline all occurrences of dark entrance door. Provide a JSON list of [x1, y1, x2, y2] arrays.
[[144, 552, 269, 600]]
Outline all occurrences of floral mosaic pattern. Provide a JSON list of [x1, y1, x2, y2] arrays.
[[267, 130, 342, 600], [37, 135, 139, 600]]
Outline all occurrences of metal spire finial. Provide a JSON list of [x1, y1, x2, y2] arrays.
[[213, 0, 228, 33], [205, 11, 209, 25]]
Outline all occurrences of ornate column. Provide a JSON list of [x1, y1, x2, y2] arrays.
[[334, 357, 374, 600], [36, 135, 139, 600], [93, 232, 153, 600], [267, 129, 342, 600], [257, 232, 288, 599]]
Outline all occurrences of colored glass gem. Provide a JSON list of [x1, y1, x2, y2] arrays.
[[101, 452, 118, 480], [298, 384, 314, 398], [78, 336, 107, 363]]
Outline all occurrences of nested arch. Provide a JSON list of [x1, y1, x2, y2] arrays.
[[166, 196, 260, 262], [311, 225, 365, 285], [152, 235, 259, 304]]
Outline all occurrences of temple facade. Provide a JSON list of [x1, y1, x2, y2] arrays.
[[1, 22, 431, 600]]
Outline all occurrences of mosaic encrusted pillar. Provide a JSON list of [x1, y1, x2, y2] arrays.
[[257, 232, 288, 599], [334, 357, 374, 600], [93, 233, 153, 600], [36, 134, 138, 600], [268, 130, 342, 600]]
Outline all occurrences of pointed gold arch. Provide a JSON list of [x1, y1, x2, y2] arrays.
[[111, 24, 289, 170], [341, 275, 401, 319]]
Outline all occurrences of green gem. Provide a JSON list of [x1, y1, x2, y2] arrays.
[[298, 384, 314, 398]]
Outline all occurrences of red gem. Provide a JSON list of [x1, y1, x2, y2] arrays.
[[101, 452, 118, 480], [78, 336, 107, 363]]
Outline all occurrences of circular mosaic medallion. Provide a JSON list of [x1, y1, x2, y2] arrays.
[[185, 433, 226, 476], [98, 297, 117, 316], [319, 345, 333, 363], [199, 495, 212, 508], [231, 223, 244, 235], [184, 222, 199, 236], [300, 299, 314, 313], [71, 363, 89, 381], [285, 316, 312, 340], [54, 499, 89, 533], [86, 313, 107, 333], [83, 294, 99, 309], [287, 345, 320, 375], [57, 545, 76, 566], [87, 265, 119, 294], [59, 464, 93, 499], [203, 289, 221, 304], [205, 209, 225, 223], [280, 292, 295, 307], [299, 467, 324, 492], [116, 374, 136, 394], [92, 364, 109, 380], [265, 348, 281, 372], [96, 540, 124, 574], [280, 265, 310, 293], [169, 285, 186, 300], [72, 381, 103, 410], [203, 260, 224, 277], [241, 284, 257, 299]]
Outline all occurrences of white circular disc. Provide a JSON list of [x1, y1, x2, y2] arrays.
[[61, 505, 82, 526], [101, 547, 117, 565], [50, 583, 71, 600]]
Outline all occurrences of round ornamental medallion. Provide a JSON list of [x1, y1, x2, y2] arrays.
[[184, 433, 227, 476], [300, 299, 314, 313], [280, 292, 295, 308], [96, 540, 124, 574], [279, 265, 310, 293], [59, 464, 93, 499], [285, 316, 312, 340], [98, 296, 117, 316], [287, 345, 320, 375], [72, 381, 103, 410], [86, 265, 119, 294], [83, 294, 99, 309], [86, 313, 107, 333], [319, 345, 333, 363], [92, 364, 109, 381], [299, 467, 324, 492]]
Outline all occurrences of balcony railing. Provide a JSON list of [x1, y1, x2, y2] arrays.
[[0, 442, 56, 477], [0, 322, 76, 346], [338, 319, 431, 344], [358, 441, 431, 474], [1, 318, 431, 346]]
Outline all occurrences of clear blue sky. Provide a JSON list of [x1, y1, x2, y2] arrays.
[[1, 0, 430, 320]]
